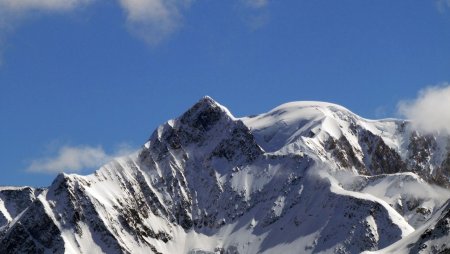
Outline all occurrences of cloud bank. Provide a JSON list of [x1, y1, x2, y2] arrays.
[[26, 144, 136, 173], [398, 84, 450, 135]]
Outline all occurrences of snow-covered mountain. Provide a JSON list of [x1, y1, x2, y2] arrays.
[[1, 97, 450, 254]]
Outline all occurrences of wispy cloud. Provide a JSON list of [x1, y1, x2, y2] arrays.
[[436, 0, 450, 13], [398, 83, 450, 135], [242, 0, 268, 9], [26, 144, 136, 173], [117, 0, 271, 45], [0, 0, 94, 63], [237, 0, 270, 30], [118, 0, 191, 45], [0, 0, 93, 12]]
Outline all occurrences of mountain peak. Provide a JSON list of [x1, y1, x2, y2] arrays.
[[199, 95, 216, 105], [192, 96, 233, 116], [178, 96, 234, 129]]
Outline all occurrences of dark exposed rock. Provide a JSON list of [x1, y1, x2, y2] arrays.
[[0, 187, 43, 225], [358, 129, 406, 175], [180, 97, 225, 132], [410, 202, 450, 253], [325, 136, 365, 172], [0, 199, 64, 254], [210, 121, 263, 163], [433, 151, 450, 188], [408, 132, 437, 168]]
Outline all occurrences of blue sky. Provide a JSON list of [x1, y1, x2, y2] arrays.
[[1, 0, 450, 187]]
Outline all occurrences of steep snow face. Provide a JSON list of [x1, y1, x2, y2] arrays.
[[0, 97, 449, 254], [242, 101, 450, 185], [365, 200, 450, 254]]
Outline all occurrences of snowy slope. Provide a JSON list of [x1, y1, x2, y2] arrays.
[[1, 97, 449, 254], [365, 200, 450, 254], [332, 171, 450, 229], [242, 101, 450, 183]]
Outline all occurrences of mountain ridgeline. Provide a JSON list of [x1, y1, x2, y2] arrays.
[[1, 97, 450, 254]]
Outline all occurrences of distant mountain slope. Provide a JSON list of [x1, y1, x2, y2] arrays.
[[0, 187, 42, 229], [1, 97, 449, 254]]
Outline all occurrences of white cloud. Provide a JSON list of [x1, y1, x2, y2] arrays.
[[0, 0, 92, 30], [26, 144, 136, 173], [398, 84, 450, 135], [0, 0, 92, 13], [118, 0, 191, 45], [117, 0, 270, 45], [243, 0, 268, 9]]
